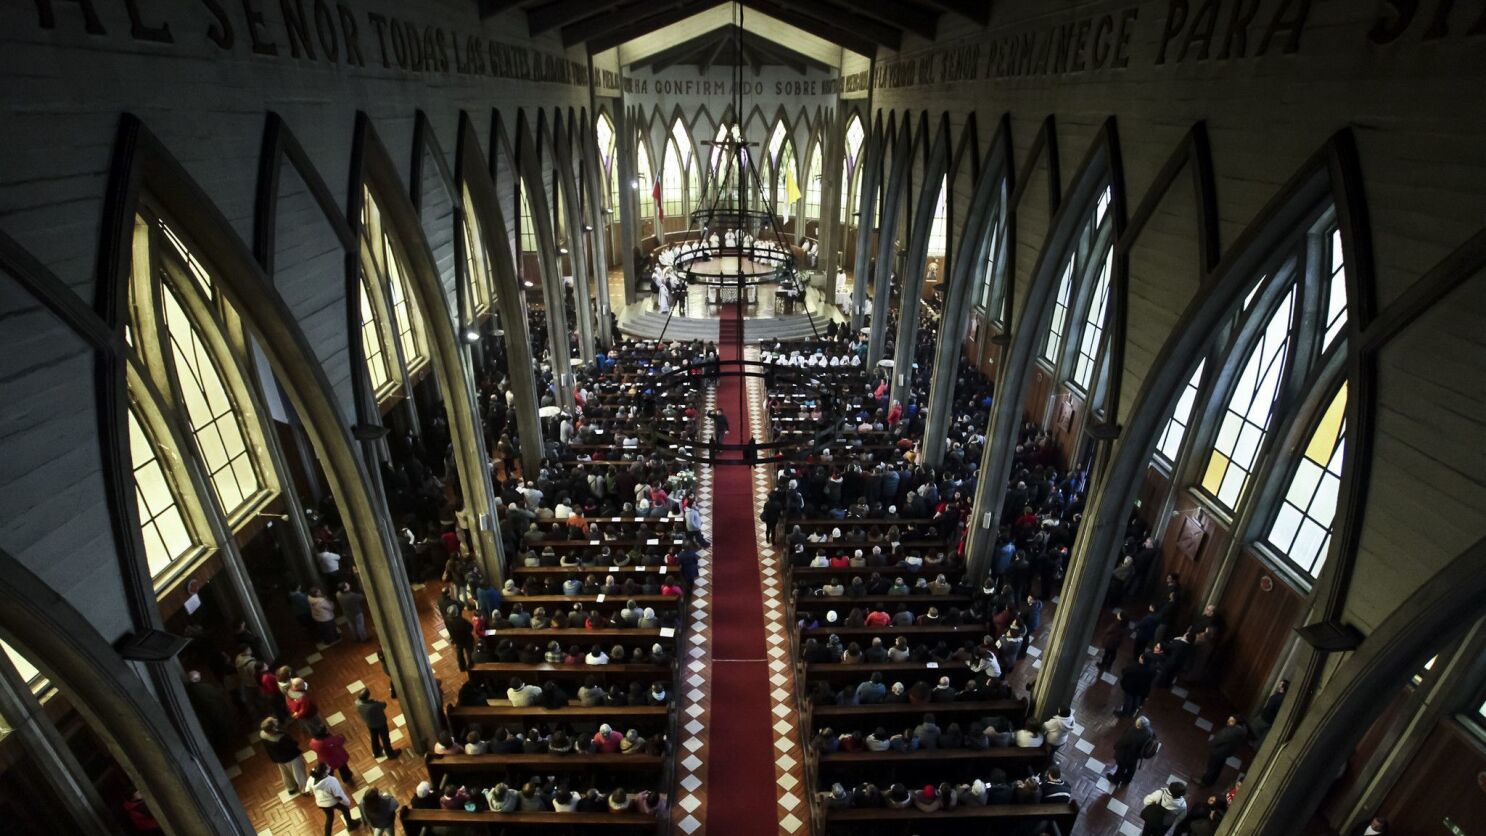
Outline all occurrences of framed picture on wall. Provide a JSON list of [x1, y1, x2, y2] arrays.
[[1175, 514, 1206, 562]]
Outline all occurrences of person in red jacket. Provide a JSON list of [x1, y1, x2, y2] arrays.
[[285, 678, 324, 734], [864, 608, 892, 628], [592, 724, 624, 753], [122, 789, 161, 833], [309, 727, 355, 786], [257, 663, 286, 719]]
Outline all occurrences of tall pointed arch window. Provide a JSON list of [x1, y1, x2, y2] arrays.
[[127, 213, 276, 561], [1071, 247, 1114, 390], [359, 276, 393, 394], [1042, 260, 1075, 364], [765, 120, 788, 208], [517, 183, 538, 253], [1200, 285, 1296, 510], [803, 143, 824, 223], [1322, 225, 1349, 350], [1265, 383, 1347, 579], [708, 123, 744, 203], [662, 139, 685, 219], [635, 139, 655, 221], [1156, 359, 1206, 464], [926, 176, 949, 258], [596, 114, 619, 224], [127, 405, 197, 579], [461, 185, 494, 318], [361, 185, 428, 377], [671, 119, 694, 213], [842, 116, 865, 224], [1041, 185, 1113, 369], [776, 138, 797, 217]]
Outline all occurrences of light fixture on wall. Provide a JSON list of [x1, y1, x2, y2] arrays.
[[464, 328, 481, 343]]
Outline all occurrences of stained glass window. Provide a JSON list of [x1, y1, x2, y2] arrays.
[[1200, 287, 1296, 510], [1266, 383, 1347, 579]]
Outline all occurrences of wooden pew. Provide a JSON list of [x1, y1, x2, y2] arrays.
[[802, 662, 981, 685], [811, 699, 1027, 726], [426, 752, 664, 783], [401, 808, 657, 834], [823, 801, 1079, 836], [447, 704, 670, 731], [467, 663, 672, 683]]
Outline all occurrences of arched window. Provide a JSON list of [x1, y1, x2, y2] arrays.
[[635, 139, 655, 220], [1071, 247, 1114, 390], [460, 184, 494, 318], [764, 120, 788, 209], [130, 216, 273, 526], [518, 183, 537, 253], [358, 275, 393, 394], [670, 119, 694, 214], [361, 185, 428, 378], [803, 143, 823, 223], [841, 115, 865, 224], [775, 137, 797, 218], [596, 113, 619, 225], [926, 175, 949, 258], [708, 123, 744, 203], [1042, 260, 1075, 364], [1156, 359, 1206, 464], [975, 199, 1008, 317], [1200, 284, 1297, 509], [1040, 185, 1114, 372], [1265, 382, 1347, 577], [127, 405, 195, 579], [662, 139, 685, 219]]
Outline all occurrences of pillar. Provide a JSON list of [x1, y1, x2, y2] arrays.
[[850, 122, 883, 333], [516, 117, 575, 411], [868, 120, 912, 368], [0, 652, 119, 834], [614, 106, 640, 308], [553, 115, 596, 365]]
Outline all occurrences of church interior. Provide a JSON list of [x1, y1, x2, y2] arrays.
[[0, 1, 1483, 834]]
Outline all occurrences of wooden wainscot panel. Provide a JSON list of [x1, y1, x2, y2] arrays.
[[1378, 719, 1486, 835], [1215, 549, 1304, 711], [1024, 364, 1053, 426]]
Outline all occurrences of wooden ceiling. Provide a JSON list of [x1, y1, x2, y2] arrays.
[[477, 0, 991, 57]]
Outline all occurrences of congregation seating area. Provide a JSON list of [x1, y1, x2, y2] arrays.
[[744, 336, 1076, 835], [401, 339, 705, 835]]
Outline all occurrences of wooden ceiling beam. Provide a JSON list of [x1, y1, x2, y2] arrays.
[[739, 0, 883, 55], [579, 0, 728, 52], [820, 0, 940, 41], [789, 0, 905, 50], [526, 0, 628, 36], [478, 0, 533, 19], [697, 33, 733, 75], [918, 0, 991, 26], [739, 30, 821, 74]]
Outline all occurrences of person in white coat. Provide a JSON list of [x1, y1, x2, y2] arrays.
[[305, 763, 358, 834], [1042, 706, 1076, 752], [1140, 781, 1188, 835]]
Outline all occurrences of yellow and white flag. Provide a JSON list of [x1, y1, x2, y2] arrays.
[[784, 167, 802, 223]]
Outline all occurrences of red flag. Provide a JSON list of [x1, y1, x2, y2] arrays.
[[652, 177, 663, 223]]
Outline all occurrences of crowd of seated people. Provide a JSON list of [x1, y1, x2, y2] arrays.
[[748, 319, 1088, 834]]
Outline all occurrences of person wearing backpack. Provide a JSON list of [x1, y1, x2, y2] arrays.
[[1140, 780, 1188, 834], [1107, 715, 1156, 786]]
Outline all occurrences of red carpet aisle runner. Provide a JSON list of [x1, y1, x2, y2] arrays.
[[698, 309, 787, 834]]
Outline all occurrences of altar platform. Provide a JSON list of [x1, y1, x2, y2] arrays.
[[616, 280, 847, 343]]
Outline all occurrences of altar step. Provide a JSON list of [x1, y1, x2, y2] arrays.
[[617, 309, 833, 343]]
